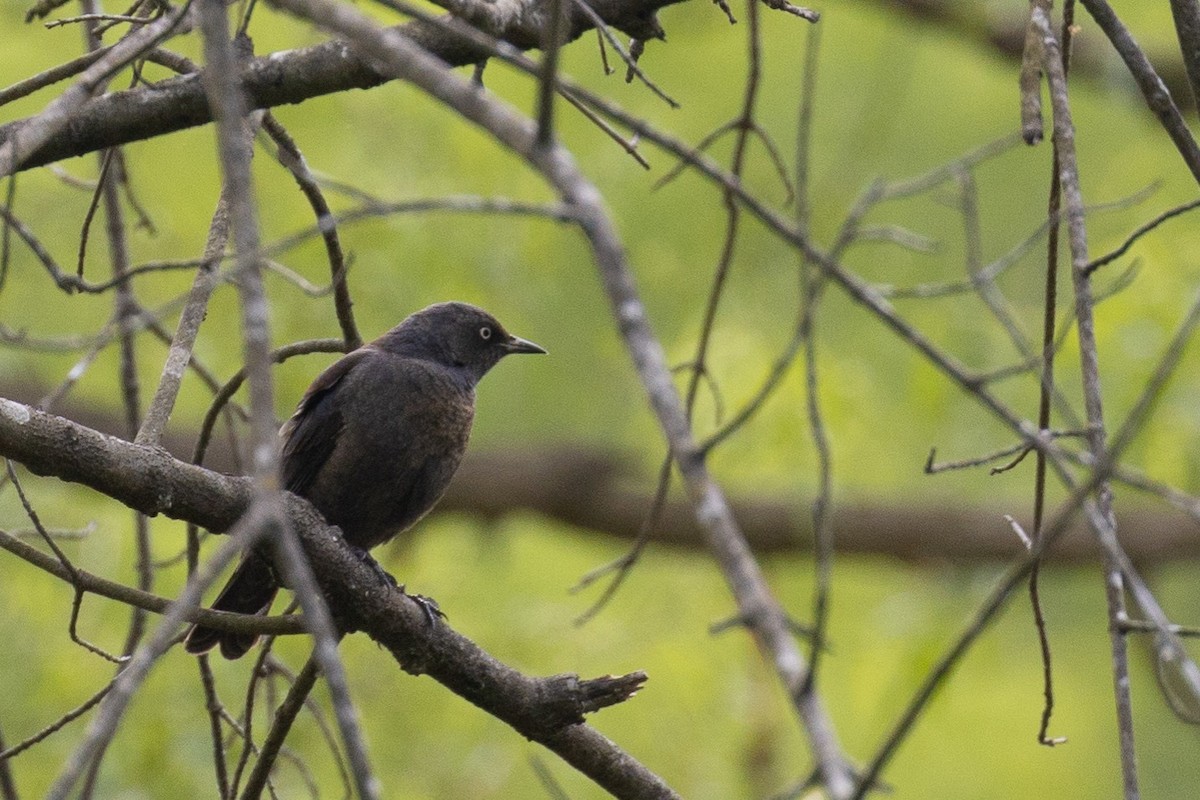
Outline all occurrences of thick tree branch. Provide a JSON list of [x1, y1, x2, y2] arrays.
[[0, 7, 192, 176], [0, 0, 685, 173], [0, 398, 673, 799]]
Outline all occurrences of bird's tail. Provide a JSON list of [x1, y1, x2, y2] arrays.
[[183, 553, 279, 660]]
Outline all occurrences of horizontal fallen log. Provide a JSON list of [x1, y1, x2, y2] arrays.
[[440, 447, 1200, 565], [9, 384, 1196, 565]]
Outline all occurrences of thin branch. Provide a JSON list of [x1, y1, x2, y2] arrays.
[[259, 113, 361, 349], [44, 11, 163, 29], [570, 453, 672, 624], [4, 460, 125, 663], [0, 176, 14, 293], [0, 726, 15, 800], [196, 656, 231, 800], [557, 87, 651, 169], [1086, 196, 1200, 275], [1035, 10, 1139, 794], [44, 505, 272, 800], [192, 339, 347, 467], [1019, 1, 1048, 143], [1029, 0, 1073, 749], [195, 3, 276, 483], [230, 639, 281, 798], [0, 48, 109, 107], [135, 194, 230, 446], [1170, 0, 1200, 111], [0, 680, 114, 761], [1078, 0, 1200, 187], [569, 0, 678, 107], [795, 17, 833, 694], [240, 655, 323, 800], [851, 468, 1117, 799], [0, 5, 192, 178], [536, 0, 568, 147], [0, 526, 305, 637], [270, 507, 379, 800], [261, 656, 354, 800]]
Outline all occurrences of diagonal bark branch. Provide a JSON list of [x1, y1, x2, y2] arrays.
[[0, 398, 673, 799], [1078, 0, 1200, 186]]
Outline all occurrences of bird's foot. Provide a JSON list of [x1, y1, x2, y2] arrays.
[[347, 546, 442, 624], [403, 591, 446, 626], [350, 546, 398, 588]]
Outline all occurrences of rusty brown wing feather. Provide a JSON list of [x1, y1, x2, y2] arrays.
[[280, 348, 371, 496]]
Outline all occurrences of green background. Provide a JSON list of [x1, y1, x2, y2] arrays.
[[2, 0, 1200, 797]]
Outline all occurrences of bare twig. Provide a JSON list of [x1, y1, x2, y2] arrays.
[[192, 339, 347, 468], [1170, 0, 1200, 111], [260, 113, 361, 349], [0, 48, 109, 107], [1086, 196, 1200, 275], [1019, 1, 1048, 143], [136, 194, 230, 446], [1035, 10, 1138, 794], [796, 18, 832, 694], [536, 0, 568, 147], [0, 525, 304, 641], [240, 655, 324, 800], [195, 655, 231, 800], [0, 680, 114, 761], [4, 460, 125, 664], [1028, 0, 1073, 749], [0, 726, 15, 800], [851, 469, 1117, 800], [569, 0, 678, 107], [0, 5, 191, 178], [271, 508, 379, 800], [1078, 0, 1200, 186], [43, 504, 272, 800]]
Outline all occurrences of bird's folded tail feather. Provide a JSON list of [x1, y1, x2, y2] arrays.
[[183, 553, 279, 660]]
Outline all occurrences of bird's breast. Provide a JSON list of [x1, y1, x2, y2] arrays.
[[302, 357, 476, 549]]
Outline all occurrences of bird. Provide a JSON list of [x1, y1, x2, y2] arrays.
[[183, 301, 545, 659]]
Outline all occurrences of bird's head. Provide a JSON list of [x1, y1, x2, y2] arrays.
[[380, 302, 546, 382]]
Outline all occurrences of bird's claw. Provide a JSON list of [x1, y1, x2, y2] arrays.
[[347, 546, 442, 624], [351, 546, 399, 588], [405, 591, 446, 626]]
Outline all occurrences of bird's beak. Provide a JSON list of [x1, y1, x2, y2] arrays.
[[503, 335, 547, 355]]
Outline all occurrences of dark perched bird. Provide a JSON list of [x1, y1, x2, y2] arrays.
[[184, 302, 545, 658]]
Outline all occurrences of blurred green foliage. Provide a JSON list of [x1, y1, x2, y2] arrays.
[[2, 0, 1200, 797]]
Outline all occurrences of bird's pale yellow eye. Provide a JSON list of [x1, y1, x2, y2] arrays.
[[479, 326, 492, 340]]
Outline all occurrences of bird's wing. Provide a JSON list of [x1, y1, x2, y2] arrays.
[[280, 347, 372, 495]]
